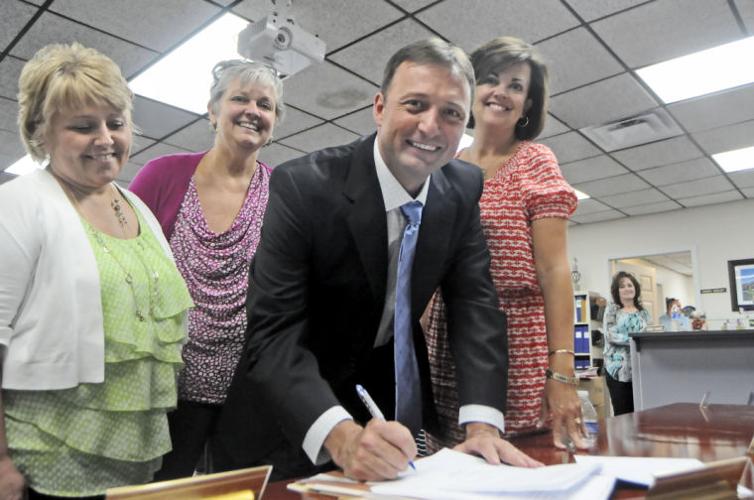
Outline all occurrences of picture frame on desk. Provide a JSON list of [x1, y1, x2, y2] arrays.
[[727, 258, 754, 311]]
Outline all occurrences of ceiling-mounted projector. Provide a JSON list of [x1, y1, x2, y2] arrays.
[[237, 13, 325, 78]]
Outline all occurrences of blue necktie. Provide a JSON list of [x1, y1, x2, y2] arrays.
[[394, 200, 423, 434]]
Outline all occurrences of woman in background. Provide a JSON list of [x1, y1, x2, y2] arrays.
[[129, 59, 284, 479], [0, 43, 191, 499], [603, 271, 650, 416], [425, 36, 587, 451]]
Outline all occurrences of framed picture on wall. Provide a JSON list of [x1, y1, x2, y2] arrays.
[[727, 258, 754, 311]]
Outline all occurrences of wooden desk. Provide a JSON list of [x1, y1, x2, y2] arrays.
[[265, 403, 754, 499]]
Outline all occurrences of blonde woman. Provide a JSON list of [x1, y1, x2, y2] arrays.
[[0, 43, 191, 498]]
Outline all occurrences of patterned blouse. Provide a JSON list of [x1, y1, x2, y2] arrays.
[[170, 164, 270, 404], [602, 302, 650, 382], [4, 208, 192, 496]]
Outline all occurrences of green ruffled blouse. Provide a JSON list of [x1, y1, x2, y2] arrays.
[[4, 208, 193, 497]]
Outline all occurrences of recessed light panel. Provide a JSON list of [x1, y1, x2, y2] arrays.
[[712, 146, 754, 173], [5, 155, 44, 176], [637, 36, 754, 104], [129, 13, 249, 114], [574, 189, 590, 200]]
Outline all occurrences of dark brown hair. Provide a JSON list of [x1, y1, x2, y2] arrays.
[[610, 271, 644, 310], [467, 36, 549, 140]]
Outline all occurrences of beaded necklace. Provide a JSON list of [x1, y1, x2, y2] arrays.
[[85, 221, 160, 322]]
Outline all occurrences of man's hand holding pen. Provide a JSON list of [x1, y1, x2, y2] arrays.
[[324, 419, 417, 481]]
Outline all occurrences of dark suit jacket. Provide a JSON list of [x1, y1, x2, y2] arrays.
[[213, 133, 507, 474]]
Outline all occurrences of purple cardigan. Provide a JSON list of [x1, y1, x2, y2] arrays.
[[129, 152, 272, 239]]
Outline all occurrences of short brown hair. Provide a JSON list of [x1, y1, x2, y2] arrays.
[[381, 37, 474, 101], [17, 42, 133, 162], [468, 36, 549, 140]]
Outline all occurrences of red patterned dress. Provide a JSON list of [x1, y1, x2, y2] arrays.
[[424, 141, 577, 449]]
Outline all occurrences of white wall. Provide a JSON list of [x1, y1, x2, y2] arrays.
[[652, 264, 695, 310], [568, 198, 754, 328]]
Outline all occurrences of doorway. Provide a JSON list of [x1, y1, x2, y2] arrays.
[[609, 251, 696, 325]]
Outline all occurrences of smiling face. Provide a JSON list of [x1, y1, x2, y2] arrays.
[[618, 277, 637, 306], [210, 77, 277, 153], [472, 61, 532, 132], [374, 62, 470, 194], [44, 103, 131, 189]]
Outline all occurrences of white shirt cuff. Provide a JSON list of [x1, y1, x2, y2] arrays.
[[458, 404, 505, 434], [302, 406, 353, 465]]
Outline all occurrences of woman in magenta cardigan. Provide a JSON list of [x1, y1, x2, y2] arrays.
[[130, 59, 285, 480]]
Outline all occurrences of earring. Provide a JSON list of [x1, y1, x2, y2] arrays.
[[517, 116, 529, 128]]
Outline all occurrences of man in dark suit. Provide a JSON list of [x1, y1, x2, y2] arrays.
[[215, 38, 541, 481]]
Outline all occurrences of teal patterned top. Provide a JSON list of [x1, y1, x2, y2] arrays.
[[602, 302, 650, 382], [4, 208, 192, 497]]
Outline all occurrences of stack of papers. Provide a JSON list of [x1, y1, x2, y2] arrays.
[[371, 449, 611, 499]]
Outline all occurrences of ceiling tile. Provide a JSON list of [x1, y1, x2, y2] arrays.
[[282, 61, 377, 120], [274, 107, 324, 140], [540, 114, 570, 139], [549, 73, 658, 129], [133, 96, 199, 140], [622, 200, 682, 216], [742, 187, 754, 198], [0, 129, 26, 161], [591, 0, 742, 68], [11, 12, 159, 78], [131, 135, 157, 155], [329, 19, 435, 86], [575, 173, 649, 197], [258, 142, 305, 167], [564, 0, 647, 22], [1, 1, 38, 52], [612, 136, 704, 171], [334, 106, 376, 136], [737, 0, 754, 32], [692, 119, 754, 155], [279, 123, 360, 153], [573, 198, 613, 215], [0, 56, 24, 101], [540, 132, 601, 164], [728, 170, 754, 189], [571, 209, 626, 224], [390, 0, 437, 12], [678, 190, 743, 207], [49, 0, 221, 52], [639, 158, 722, 186], [233, 0, 403, 52], [0, 98, 18, 133], [416, 0, 579, 52], [537, 28, 623, 95], [668, 84, 754, 133], [598, 188, 669, 209], [560, 155, 628, 184], [129, 142, 191, 166], [662, 175, 734, 198], [163, 119, 214, 152]]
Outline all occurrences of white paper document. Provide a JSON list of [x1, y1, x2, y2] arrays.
[[369, 449, 610, 499], [573, 455, 704, 487]]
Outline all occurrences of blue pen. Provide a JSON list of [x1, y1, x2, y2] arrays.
[[355, 384, 416, 470]]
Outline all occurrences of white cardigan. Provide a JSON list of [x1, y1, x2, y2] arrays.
[[0, 169, 174, 390]]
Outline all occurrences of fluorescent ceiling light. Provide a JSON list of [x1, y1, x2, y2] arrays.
[[457, 132, 474, 152], [574, 189, 590, 200], [6, 155, 44, 176], [130, 13, 249, 114], [637, 36, 754, 103], [712, 145, 754, 173]]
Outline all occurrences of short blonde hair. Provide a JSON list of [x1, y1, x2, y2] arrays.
[[17, 43, 133, 161]]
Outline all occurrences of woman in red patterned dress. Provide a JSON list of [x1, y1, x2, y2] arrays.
[[425, 36, 588, 451]]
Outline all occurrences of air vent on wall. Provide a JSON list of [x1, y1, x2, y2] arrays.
[[579, 108, 684, 152]]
